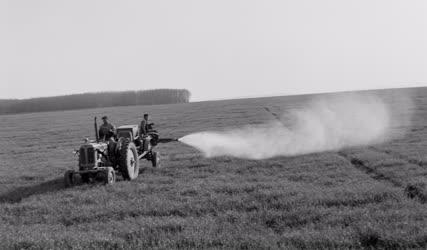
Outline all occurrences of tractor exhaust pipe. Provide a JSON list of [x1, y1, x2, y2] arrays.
[[94, 117, 99, 142]]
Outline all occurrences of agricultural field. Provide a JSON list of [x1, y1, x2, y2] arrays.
[[1, 87, 427, 249]]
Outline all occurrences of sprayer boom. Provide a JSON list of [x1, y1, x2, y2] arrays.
[[158, 138, 179, 143]]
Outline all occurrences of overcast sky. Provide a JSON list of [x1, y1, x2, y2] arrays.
[[1, 0, 427, 101]]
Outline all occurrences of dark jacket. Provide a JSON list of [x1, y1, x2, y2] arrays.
[[99, 123, 116, 140], [140, 119, 148, 136]]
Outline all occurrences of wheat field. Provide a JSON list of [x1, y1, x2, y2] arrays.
[[1, 88, 427, 249]]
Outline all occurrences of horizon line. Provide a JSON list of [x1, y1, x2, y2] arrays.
[[1, 84, 426, 103]]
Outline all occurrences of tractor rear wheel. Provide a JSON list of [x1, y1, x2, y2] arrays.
[[119, 141, 140, 180], [151, 151, 160, 168], [64, 170, 75, 187]]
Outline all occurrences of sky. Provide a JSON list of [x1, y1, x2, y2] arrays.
[[1, 0, 427, 101]]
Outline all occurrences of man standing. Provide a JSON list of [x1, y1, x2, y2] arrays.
[[99, 116, 116, 140], [139, 113, 149, 136]]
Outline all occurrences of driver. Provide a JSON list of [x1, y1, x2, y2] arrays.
[[99, 116, 116, 140]]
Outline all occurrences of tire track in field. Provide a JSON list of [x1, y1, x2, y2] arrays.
[[337, 151, 402, 188], [369, 146, 426, 168], [366, 146, 427, 203], [338, 149, 427, 203]]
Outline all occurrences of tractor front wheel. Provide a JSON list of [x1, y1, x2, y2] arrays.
[[104, 167, 116, 185], [119, 141, 140, 180], [151, 151, 160, 168], [64, 170, 76, 187], [80, 173, 90, 183]]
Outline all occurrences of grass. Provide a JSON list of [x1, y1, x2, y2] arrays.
[[1, 88, 427, 249]]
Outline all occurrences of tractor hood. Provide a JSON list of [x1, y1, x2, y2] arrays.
[[80, 141, 108, 151]]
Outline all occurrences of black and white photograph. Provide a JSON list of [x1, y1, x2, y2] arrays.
[[1, 0, 427, 249]]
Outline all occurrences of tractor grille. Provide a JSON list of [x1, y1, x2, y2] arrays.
[[87, 147, 95, 164], [79, 146, 96, 169], [79, 148, 86, 164]]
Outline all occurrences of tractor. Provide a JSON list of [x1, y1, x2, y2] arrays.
[[64, 117, 178, 187]]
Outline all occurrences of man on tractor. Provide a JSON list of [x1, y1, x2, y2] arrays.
[[99, 116, 116, 140], [139, 113, 150, 136], [139, 113, 160, 150]]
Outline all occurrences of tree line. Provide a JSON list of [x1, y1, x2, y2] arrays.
[[0, 89, 191, 114]]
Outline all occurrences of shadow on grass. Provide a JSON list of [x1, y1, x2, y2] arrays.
[[0, 178, 66, 204], [0, 169, 150, 204]]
